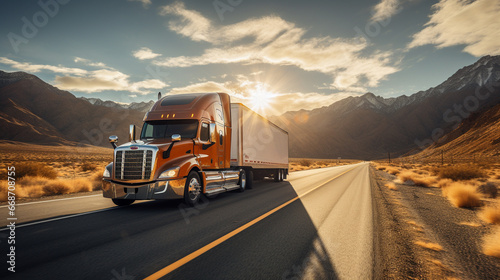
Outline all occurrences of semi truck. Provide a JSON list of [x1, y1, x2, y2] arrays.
[[102, 92, 289, 206]]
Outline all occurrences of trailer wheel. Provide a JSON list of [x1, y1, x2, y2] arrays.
[[274, 169, 280, 182], [246, 169, 254, 189], [112, 199, 135, 206], [184, 171, 202, 206], [238, 169, 246, 192], [274, 169, 284, 182]]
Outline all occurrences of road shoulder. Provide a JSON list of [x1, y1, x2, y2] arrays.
[[370, 165, 454, 279]]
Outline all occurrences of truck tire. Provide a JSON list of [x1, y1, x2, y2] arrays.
[[184, 171, 202, 206], [274, 169, 280, 182], [112, 199, 135, 206], [238, 169, 246, 192], [246, 168, 254, 189]]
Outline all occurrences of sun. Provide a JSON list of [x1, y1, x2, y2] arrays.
[[248, 84, 276, 115]]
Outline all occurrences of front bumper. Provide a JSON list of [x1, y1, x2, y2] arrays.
[[102, 178, 186, 200]]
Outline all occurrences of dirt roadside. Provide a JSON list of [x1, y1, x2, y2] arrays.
[[371, 165, 500, 280]]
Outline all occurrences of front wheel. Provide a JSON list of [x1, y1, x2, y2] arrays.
[[184, 171, 202, 206], [112, 199, 135, 206]]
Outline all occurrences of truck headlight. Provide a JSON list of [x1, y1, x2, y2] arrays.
[[103, 168, 111, 178], [103, 162, 113, 178], [159, 167, 180, 179]]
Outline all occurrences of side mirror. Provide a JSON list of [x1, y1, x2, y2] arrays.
[[109, 135, 118, 149], [129, 124, 136, 143], [209, 123, 217, 144], [171, 134, 181, 142]]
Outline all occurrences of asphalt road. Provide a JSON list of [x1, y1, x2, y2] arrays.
[[0, 162, 374, 280]]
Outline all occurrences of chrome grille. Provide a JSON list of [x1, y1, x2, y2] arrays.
[[115, 150, 153, 180]]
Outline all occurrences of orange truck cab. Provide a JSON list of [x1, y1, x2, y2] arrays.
[[102, 92, 288, 206]]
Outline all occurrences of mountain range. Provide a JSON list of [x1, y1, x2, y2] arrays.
[[1, 55, 499, 159], [270, 55, 500, 159], [0, 71, 145, 147]]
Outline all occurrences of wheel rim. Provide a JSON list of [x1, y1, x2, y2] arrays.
[[188, 177, 201, 200], [240, 170, 246, 189]]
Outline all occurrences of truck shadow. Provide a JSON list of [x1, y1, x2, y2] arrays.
[[9, 181, 340, 280]]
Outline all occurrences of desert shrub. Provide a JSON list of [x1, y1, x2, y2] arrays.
[[0, 181, 7, 202], [483, 226, 500, 258], [415, 241, 443, 251], [73, 178, 92, 192], [385, 167, 400, 175], [412, 176, 437, 187], [377, 166, 386, 171], [437, 178, 453, 188], [398, 171, 416, 183], [443, 182, 483, 208], [479, 203, 500, 224], [385, 182, 397, 190], [299, 159, 312, 167], [477, 182, 498, 198], [15, 162, 58, 179], [80, 162, 97, 172], [43, 181, 70, 195], [397, 171, 435, 187], [437, 164, 486, 181], [90, 170, 103, 191]]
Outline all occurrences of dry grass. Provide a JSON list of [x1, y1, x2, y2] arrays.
[[397, 171, 437, 187], [14, 176, 100, 199], [482, 226, 500, 258], [437, 178, 453, 189], [289, 158, 360, 172], [442, 182, 483, 208], [459, 221, 481, 227], [385, 166, 400, 175], [415, 241, 443, 251], [0, 180, 8, 202], [299, 159, 312, 167], [15, 162, 58, 179], [43, 181, 71, 195], [437, 164, 486, 181], [385, 182, 397, 190], [80, 162, 97, 172], [479, 203, 500, 224], [0, 143, 111, 202]]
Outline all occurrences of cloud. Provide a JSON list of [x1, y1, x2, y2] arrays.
[[74, 57, 109, 68], [371, 0, 401, 22], [0, 57, 87, 75], [156, 2, 399, 92], [55, 71, 168, 94], [132, 47, 162, 60], [0, 57, 168, 94], [166, 77, 359, 115], [128, 0, 152, 8], [408, 0, 500, 56]]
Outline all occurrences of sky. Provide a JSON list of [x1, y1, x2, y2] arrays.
[[1, 0, 499, 116]]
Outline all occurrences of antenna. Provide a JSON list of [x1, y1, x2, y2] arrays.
[[158, 92, 162, 100]]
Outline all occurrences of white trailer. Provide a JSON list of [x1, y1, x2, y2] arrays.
[[230, 103, 289, 185]]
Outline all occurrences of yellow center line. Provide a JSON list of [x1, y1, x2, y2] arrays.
[[143, 165, 358, 280]]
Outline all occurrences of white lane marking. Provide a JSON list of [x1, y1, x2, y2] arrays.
[[0, 207, 118, 232], [0, 194, 102, 208]]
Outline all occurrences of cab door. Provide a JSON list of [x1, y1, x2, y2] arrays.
[[197, 121, 218, 170], [215, 108, 225, 169]]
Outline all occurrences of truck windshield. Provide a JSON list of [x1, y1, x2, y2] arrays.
[[141, 120, 198, 140]]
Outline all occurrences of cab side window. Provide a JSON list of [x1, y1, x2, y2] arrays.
[[200, 122, 210, 142]]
